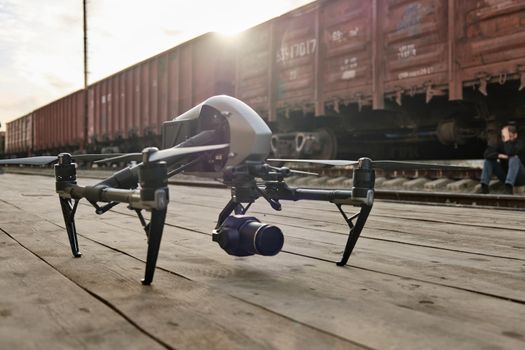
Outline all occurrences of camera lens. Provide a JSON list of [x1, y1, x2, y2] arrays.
[[213, 215, 284, 257]]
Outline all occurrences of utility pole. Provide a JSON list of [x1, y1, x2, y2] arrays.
[[83, 0, 88, 89], [83, 0, 88, 151]]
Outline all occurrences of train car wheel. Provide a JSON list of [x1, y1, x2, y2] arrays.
[[316, 127, 338, 160]]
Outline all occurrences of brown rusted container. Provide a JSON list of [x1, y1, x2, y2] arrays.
[[8, 0, 525, 157], [320, 0, 374, 111], [33, 91, 84, 152], [236, 23, 273, 120], [454, 0, 525, 98], [381, 0, 449, 104], [5, 114, 33, 155], [273, 3, 319, 116], [236, 0, 525, 114]]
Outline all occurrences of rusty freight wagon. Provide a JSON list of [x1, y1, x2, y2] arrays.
[[5, 0, 525, 160], [0, 132, 5, 156], [4, 33, 236, 156], [5, 114, 33, 156], [86, 32, 235, 153], [237, 0, 525, 159], [32, 90, 85, 154]]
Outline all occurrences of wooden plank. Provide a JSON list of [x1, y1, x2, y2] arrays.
[[169, 207, 525, 300], [168, 187, 525, 259], [171, 185, 525, 231], [11, 175, 525, 253], [87, 200, 525, 303], [1, 174, 525, 349], [70, 206, 525, 350], [0, 200, 363, 350], [4, 175, 524, 300], [0, 225, 165, 350]]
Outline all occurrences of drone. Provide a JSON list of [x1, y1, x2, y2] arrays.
[[0, 95, 466, 285]]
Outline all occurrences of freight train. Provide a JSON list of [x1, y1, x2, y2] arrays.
[[0, 131, 5, 156], [5, 0, 525, 160]]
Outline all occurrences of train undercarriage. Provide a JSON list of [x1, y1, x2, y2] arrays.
[[270, 82, 525, 160]]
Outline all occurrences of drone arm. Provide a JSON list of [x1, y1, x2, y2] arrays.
[[64, 184, 168, 212], [260, 183, 373, 207], [94, 166, 140, 190]]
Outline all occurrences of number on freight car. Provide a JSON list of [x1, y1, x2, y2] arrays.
[[276, 39, 317, 64]]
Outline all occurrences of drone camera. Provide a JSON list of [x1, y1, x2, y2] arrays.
[[213, 215, 284, 257], [161, 95, 271, 173]]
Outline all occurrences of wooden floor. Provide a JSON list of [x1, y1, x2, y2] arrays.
[[0, 173, 524, 350]]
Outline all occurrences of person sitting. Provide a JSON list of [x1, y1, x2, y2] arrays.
[[480, 125, 525, 194]]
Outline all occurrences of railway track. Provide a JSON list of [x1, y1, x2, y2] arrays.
[[2, 164, 524, 209]]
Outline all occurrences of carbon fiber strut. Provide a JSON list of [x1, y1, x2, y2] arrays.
[[335, 204, 372, 266], [142, 208, 167, 285], [59, 197, 81, 257], [336, 157, 375, 266], [55, 154, 82, 257], [139, 156, 169, 285]]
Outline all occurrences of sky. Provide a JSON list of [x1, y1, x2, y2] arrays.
[[0, 0, 314, 131]]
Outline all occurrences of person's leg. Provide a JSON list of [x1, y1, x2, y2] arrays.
[[480, 159, 494, 186], [481, 159, 506, 184], [507, 156, 525, 186], [506, 156, 525, 185]]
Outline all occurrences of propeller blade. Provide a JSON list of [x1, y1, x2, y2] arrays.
[[148, 144, 229, 163], [290, 169, 319, 176], [268, 158, 471, 170], [72, 153, 127, 161], [0, 153, 128, 166], [94, 153, 142, 164], [370, 160, 471, 170], [97, 144, 230, 165], [268, 159, 359, 167], [0, 156, 58, 166]]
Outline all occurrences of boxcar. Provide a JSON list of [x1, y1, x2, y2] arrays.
[[236, 0, 525, 159], [6, 0, 525, 160], [86, 32, 236, 152], [5, 114, 33, 156], [0, 131, 5, 156], [32, 90, 85, 154]]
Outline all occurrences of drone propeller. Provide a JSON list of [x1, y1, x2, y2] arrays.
[[0, 153, 126, 166], [264, 165, 318, 177], [95, 144, 230, 164], [288, 169, 319, 176], [94, 153, 142, 164], [267, 158, 472, 170]]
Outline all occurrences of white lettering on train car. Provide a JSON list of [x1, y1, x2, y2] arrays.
[[332, 30, 343, 42], [341, 57, 358, 80], [276, 39, 317, 63], [398, 66, 434, 79], [331, 27, 360, 43], [398, 44, 416, 59]]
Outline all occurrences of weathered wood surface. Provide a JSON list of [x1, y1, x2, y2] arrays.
[[0, 173, 524, 349]]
